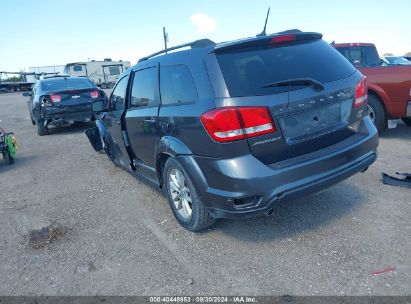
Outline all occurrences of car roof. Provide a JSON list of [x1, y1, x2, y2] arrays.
[[131, 29, 321, 70]]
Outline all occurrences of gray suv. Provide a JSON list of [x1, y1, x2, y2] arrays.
[[87, 30, 378, 231]]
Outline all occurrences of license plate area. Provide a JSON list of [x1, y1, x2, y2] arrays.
[[279, 102, 350, 144]]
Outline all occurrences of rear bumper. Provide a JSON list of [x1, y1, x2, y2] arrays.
[[179, 116, 378, 219], [42, 106, 93, 125]]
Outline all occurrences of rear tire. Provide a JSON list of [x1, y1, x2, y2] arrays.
[[4, 151, 14, 165], [101, 83, 108, 89], [164, 157, 215, 232], [36, 119, 48, 136], [401, 117, 411, 126], [367, 94, 386, 134]]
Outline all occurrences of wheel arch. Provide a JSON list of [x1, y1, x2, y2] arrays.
[[367, 85, 390, 116], [155, 136, 193, 188]]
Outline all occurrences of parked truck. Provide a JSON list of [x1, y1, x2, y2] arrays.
[[0, 72, 36, 93], [333, 43, 411, 133], [64, 59, 131, 89]]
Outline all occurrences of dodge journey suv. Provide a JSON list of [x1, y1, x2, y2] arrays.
[[87, 30, 378, 231]]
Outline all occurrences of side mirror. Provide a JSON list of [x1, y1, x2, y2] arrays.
[[23, 92, 32, 97], [91, 100, 109, 113]]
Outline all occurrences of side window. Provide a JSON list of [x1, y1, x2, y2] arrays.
[[110, 76, 129, 111], [73, 65, 83, 72], [160, 65, 198, 105], [130, 67, 158, 108], [109, 66, 121, 75]]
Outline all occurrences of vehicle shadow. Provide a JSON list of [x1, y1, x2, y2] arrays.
[[379, 122, 410, 140], [0, 154, 38, 174], [211, 182, 365, 242], [46, 122, 95, 136]]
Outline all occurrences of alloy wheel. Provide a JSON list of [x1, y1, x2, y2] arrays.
[[366, 104, 375, 122], [168, 168, 192, 220]]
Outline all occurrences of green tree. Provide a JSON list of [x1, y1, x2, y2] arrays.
[[4, 76, 21, 82]]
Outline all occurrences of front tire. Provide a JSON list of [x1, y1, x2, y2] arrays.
[[164, 157, 215, 232], [367, 94, 386, 134], [36, 119, 48, 136], [401, 117, 411, 126], [28, 103, 35, 125]]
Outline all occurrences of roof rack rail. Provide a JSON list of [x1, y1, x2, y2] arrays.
[[138, 39, 216, 63]]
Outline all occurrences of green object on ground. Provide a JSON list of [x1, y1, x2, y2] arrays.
[[5, 135, 16, 158]]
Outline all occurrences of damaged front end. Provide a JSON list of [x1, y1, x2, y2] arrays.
[[85, 100, 110, 152], [382, 172, 411, 189], [84, 122, 104, 152]]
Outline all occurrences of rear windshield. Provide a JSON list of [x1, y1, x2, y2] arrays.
[[41, 78, 95, 91], [335, 46, 380, 67], [216, 40, 355, 97]]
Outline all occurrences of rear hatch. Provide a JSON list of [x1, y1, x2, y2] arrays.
[[213, 32, 366, 164]]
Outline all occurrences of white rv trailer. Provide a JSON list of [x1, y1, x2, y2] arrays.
[[64, 59, 131, 88]]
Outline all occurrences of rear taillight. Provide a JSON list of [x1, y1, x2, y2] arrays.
[[50, 94, 61, 103], [238, 107, 276, 137], [90, 90, 99, 98], [200, 107, 276, 143], [354, 77, 367, 108], [200, 108, 244, 142]]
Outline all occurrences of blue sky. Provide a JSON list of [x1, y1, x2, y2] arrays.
[[0, 0, 409, 71]]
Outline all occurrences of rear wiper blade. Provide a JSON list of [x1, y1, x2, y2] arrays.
[[261, 78, 325, 91]]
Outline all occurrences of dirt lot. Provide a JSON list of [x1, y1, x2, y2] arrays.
[[0, 92, 409, 296]]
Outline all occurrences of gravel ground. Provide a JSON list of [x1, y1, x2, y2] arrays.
[[0, 92, 410, 296]]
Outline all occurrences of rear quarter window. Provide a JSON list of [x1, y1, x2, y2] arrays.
[[217, 40, 355, 97]]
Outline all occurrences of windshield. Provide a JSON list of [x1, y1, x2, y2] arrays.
[[217, 40, 355, 97], [386, 57, 409, 64], [41, 78, 95, 91]]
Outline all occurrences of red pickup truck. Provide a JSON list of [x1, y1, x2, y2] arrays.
[[333, 43, 411, 133]]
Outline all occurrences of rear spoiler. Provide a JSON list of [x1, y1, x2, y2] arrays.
[[214, 32, 323, 53]]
